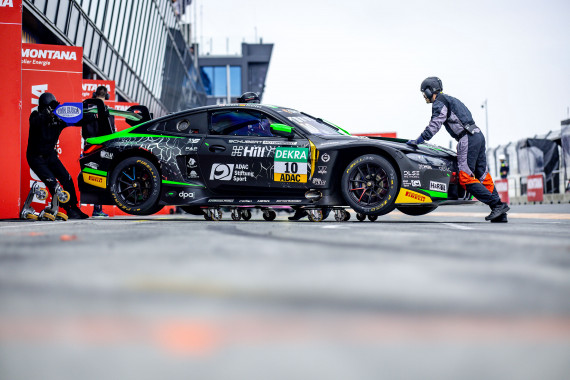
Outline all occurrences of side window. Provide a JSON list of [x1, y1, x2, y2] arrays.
[[210, 110, 276, 137], [154, 112, 207, 135]]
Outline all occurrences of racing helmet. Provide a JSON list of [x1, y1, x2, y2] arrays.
[[237, 92, 260, 104], [38, 92, 60, 112], [420, 77, 443, 102]]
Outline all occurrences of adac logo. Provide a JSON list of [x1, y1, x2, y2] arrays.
[[21, 48, 77, 61], [0, 0, 14, 7], [54, 103, 83, 124]]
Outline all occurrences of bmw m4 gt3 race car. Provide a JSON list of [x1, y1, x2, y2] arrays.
[[78, 103, 475, 221]]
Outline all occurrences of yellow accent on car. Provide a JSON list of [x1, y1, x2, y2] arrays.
[[395, 188, 432, 204], [309, 140, 317, 180], [83, 172, 107, 189]]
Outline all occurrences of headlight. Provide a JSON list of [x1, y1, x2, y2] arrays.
[[406, 153, 447, 167]]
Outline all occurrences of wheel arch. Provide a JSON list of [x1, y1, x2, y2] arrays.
[[108, 147, 162, 179], [330, 146, 402, 191]]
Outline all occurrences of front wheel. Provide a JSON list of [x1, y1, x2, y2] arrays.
[[341, 154, 398, 216], [109, 156, 161, 215]]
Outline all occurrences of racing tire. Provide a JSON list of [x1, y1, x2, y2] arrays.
[[241, 209, 252, 221], [356, 213, 366, 221], [109, 156, 161, 215], [396, 205, 438, 216], [368, 215, 378, 222], [262, 210, 276, 221], [341, 154, 398, 216], [307, 209, 324, 222]]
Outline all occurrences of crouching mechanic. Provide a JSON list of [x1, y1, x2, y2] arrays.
[[27, 92, 89, 219], [407, 77, 509, 222]]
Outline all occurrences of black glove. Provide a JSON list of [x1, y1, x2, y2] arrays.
[[406, 136, 424, 146]]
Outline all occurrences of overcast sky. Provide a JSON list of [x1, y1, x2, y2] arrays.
[[192, 0, 569, 148]]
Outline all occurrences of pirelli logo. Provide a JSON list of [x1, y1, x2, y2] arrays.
[[83, 173, 107, 189], [395, 188, 432, 204]]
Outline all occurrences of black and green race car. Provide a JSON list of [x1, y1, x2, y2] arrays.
[[78, 103, 475, 221]]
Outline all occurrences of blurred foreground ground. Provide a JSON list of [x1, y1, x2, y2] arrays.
[[1, 204, 569, 380]]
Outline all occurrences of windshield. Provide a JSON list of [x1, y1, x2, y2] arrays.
[[273, 108, 348, 136]]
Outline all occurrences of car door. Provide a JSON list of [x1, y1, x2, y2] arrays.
[[198, 108, 311, 196]]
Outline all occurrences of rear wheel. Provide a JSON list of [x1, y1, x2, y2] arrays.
[[341, 155, 398, 216], [110, 156, 161, 215], [397, 205, 438, 216]]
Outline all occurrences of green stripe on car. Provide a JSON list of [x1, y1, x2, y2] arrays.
[[83, 167, 107, 176]]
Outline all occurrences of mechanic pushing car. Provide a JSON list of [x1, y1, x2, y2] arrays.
[[27, 92, 89, 219], [407, 77, 509, 223], [82, 86, 115, 218]]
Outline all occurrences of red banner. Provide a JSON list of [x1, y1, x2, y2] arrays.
[[21, 43, 83, 212], [495, 179, 509, 204], [0, 0, 22, 218], [527, 174, 544, 202], [82, 79, 116, 101]]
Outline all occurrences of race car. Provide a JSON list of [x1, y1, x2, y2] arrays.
[[78, 103, 475, 221]]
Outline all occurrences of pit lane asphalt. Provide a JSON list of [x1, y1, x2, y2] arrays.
[[0, 203, 569, 380]]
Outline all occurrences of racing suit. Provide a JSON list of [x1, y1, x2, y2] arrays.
[[418, 93, 502, 208], [26, 107, 84, 216]]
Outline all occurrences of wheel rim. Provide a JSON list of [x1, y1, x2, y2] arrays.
[[116, 163, 154, 207], [347, 163, 390, 207]]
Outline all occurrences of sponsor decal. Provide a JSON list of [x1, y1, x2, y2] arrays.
[[178, 191, 195, 199], [527, 177, 543, 190], [318, 166, 327, 174], [404, 170, 420, 179], [418, 164, 432, 170], [231, 145, 268, 157], [189, 170, 199, 179], [1, 0, 14, 7], [85, 162, 99, 170], [429, 181, 447, 192], [312, 178, 326, 186], [274, 147, 309, 183], [185, 146, 198, 152], [239, 200, 253, 203], [262, 140, 298, 145], [276, 200, 303, 203], [411, 180, 421, 187], [188, 158, 197, 168], [21, 48, 78, 61], [321, 153, 331, 163], [190, 138, 201, 144], [210, 163, 234, 181], [208, 199, 234, 203], [233, 163, 255, 182], [83, 173, 107, 189], [257, 200, 271, 203], [395, 189, 432, 204], [54, 103, 83, 124], [100, 150, 113, 159]]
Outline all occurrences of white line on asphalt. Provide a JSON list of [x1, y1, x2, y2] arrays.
[[442, 223, 473, 230], [0, 220, 86, 229]]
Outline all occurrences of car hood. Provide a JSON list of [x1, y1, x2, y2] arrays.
[[316, 135, 456, 158]]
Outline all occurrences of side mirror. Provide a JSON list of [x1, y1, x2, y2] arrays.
[[270, 123, 295, 139]]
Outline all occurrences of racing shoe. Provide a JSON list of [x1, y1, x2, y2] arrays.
[[92, 205, 108, 218], [66, 206, 89, 219], [288, 208, 308, 221], [490, 213, 508, 223], [485, 203, 510, 221]]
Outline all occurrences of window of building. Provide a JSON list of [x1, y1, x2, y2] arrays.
[[200, 66, 242, 97], [210, 110, 275, 137]]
